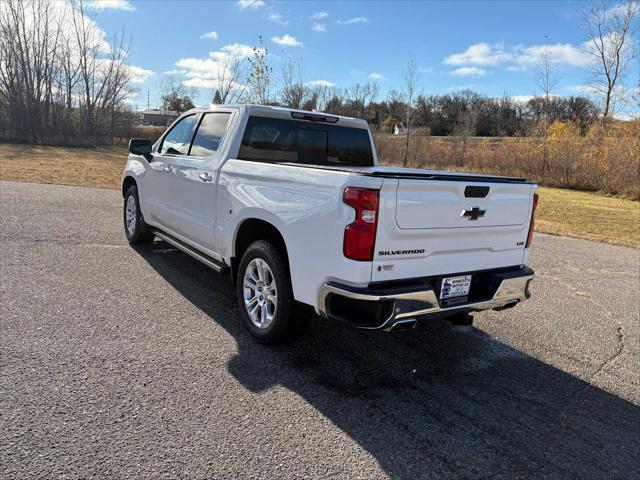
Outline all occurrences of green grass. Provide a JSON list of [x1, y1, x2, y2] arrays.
[[1, 144, 638, 248], [536, 187, 640, 248]]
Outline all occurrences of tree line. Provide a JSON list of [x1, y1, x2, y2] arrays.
[[1, 0, 637, 147], [0, 0, 136, 145]]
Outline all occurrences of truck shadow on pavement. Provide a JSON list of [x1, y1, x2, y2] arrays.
[[138, 242, 640, 479]]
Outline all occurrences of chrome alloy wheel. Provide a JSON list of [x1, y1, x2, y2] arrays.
[[243, 258, 278, 329], [125, 195, 137, 236]]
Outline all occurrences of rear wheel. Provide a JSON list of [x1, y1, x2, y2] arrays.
[[123, 185, 154, 245], [237, 240, 310, 344]]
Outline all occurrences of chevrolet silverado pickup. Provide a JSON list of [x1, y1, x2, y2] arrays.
[[122, 105, 537, 344]]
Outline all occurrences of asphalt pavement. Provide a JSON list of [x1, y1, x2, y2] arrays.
[[1, 180, 639, 479]]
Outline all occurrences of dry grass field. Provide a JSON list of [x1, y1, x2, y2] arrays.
[[1, 143, 638, 247], [0, 144, 127, 189], [376, 120, 640, 199]]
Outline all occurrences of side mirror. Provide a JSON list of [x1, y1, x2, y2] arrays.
[[129, 138, 153, 160]]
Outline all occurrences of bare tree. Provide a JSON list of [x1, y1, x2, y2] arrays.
[[280, 56, 308, 109], [210, 51, 246, 104], [0, 0, 139, 144], [400, 58, 420, 166], [533, 41, 560, 174], [247, 36, 272, 105], [345, 83, 366, 117], [534, 42, 560, 122], [0, 0, 62, 142], [365, 80, 380, 115], [158, 75, 196, 115], [72, 0, 134, 142], [583, 0, 639, 118], [307, 83, 335, 112]]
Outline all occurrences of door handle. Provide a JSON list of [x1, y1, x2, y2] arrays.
[[162, 165, 172, 174], [199, 173, 213, 183]]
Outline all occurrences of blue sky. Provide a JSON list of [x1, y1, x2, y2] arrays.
[[88, 0, 639, 112]]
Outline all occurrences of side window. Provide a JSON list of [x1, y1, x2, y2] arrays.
[[159, 114, 198, 155], [189, 112, 232, 157]]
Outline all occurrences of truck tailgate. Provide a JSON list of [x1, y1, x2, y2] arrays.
[[395, 180, 532, 229], [372, 177, 536, 283]]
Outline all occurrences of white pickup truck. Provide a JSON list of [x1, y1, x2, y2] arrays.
[[122, 104, 537, 344]]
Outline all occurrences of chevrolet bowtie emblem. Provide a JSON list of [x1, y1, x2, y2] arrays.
[[461, 207, 486, 220]]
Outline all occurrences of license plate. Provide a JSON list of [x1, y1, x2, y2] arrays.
[[440, 275, 472, 299]]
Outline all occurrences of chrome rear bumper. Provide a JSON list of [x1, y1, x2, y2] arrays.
[[318, 267, 534, 331]]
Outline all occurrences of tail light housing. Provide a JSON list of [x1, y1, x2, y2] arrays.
[[525, 192, 539, 248], [343, 187, 379, 261]]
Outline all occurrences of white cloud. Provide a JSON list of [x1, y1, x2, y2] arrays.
[[87, 0, 135, 11], [446, 84, 479, 91], [171, 41, 269, 92], [444, 42, 512, 66], [514, 43, 590, 67], [419, 67, 434, 74], [445, 41, 592, 70], [306, 80, 334, 87], [271, 34, 303, 47], [337, 16, 368, 25], [212, 43, 256, 60], [566, 84, 599, 94], [511, 95, 535, 104], [237, 0, 264, 10], [200, 31, 219, 40], [368, 72, 388, 81], [451, 66, 488, 76], [175, 43, 258, 87], [312, 23, 327, 33], [267, 13, 289, 26], [311, 11, 328, 20], [182, 77, 215, 89], [128, 65, 154, 83]]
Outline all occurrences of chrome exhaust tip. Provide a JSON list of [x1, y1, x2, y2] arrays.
[[384, 319, 417, 332]]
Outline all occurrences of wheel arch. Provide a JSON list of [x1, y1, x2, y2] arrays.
[[122, 175, 137, 197], [231, 218, 290, 285]]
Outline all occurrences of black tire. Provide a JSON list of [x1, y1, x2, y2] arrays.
[[123, 185, 155, 245], [236, 240, 311, 344]]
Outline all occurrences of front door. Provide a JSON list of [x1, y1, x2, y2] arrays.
[[145, 113, 200, 237], [151, 111, 233, 255]]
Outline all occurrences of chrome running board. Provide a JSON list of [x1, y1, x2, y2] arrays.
[[152, 229, 228, 274]]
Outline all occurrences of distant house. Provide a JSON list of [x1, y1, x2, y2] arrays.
[[393, 123, 408, 135], [141, 108, 179, 126]]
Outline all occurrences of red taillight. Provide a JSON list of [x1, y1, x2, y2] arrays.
[[526, 192, 539, 248], [343, 187, 379, 261]]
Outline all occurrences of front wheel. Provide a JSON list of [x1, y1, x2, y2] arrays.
[[237, 240, 310, 344], [123, 185, 154, 245]]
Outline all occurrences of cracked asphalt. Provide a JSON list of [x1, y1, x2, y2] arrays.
[[1, 180, 639, 479]]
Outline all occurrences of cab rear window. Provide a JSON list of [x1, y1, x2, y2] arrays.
[[238, 116, 374, 167]]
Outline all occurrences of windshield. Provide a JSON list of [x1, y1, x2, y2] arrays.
[[238, 116, 374, 167]]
